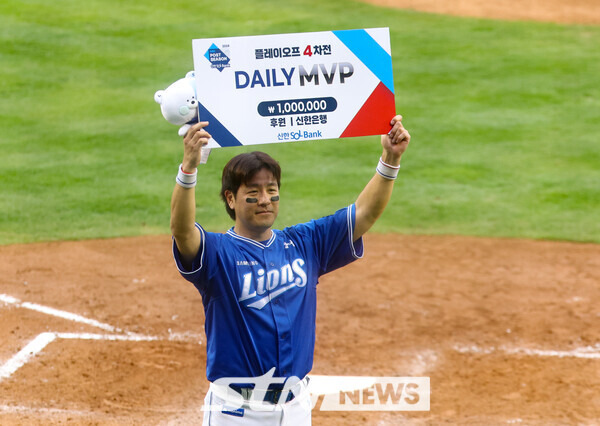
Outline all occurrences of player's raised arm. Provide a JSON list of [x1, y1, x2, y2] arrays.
[[354, 115, 410, 241], [170, 122, 211, 268]]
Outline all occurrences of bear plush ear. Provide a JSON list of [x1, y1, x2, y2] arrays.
[[154, 90, 164, 104]]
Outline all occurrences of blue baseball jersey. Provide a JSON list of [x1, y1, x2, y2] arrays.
[[173, 204, 363, 382]]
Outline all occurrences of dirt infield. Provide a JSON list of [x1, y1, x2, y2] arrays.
[[364, 0, 600, 25], [1, 233, 600, 424], [2, 1, 600, 424]]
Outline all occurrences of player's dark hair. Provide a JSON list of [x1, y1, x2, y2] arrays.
[[220, 151, 281, 220]]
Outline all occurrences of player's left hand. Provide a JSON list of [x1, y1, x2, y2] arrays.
[[381, 115, 410, 164]]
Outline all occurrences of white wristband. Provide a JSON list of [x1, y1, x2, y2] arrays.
[[376, 157, 400, 180], [176, 164, 197, 188]]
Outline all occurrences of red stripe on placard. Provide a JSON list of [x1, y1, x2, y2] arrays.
[[340, 82, 396, 138]]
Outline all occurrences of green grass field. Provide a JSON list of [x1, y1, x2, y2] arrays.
[[1, 0, 599, 245]]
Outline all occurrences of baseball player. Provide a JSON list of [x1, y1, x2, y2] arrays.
[[170, 115, 410, 425]]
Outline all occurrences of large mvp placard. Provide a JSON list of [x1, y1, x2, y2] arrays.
[[192, 28, 396, 148]]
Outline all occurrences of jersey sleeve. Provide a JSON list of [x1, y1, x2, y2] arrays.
[[287, 204, 364, 276], [172, 223, 216, 295]]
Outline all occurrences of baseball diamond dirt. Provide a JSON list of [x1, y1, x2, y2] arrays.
[[2, 1, 600, 425], [363, 0, 600, 25]]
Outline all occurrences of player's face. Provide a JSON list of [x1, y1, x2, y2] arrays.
[[229, 168, 279, 240]]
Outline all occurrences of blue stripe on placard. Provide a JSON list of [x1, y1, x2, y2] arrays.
[[198, 102, 243, 147], [332, 29, 394, 94]]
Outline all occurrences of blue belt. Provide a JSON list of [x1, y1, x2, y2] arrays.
[[230, 385, 295, 404], [230, 377, 309, 405]]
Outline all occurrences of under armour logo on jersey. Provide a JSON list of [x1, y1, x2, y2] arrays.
[[283, 240, 295, 249], [239, 258, 307, 309]]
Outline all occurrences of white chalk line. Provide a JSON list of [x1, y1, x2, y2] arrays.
[[0, 402, 200, 417], [5, 293, 599, 417], [0, 332, 201, 417], [0, 404, 97, 417], [0, 293, 202, 384], [0, 294, 207, 418], [0, 332, 56, 380], [0, 332, 165, 382], [454, 344, 600, 360], [56, 332, 159, 341], [0, 293, 121, 333]]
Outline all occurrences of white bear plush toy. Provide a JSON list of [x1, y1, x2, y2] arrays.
[[155, 71, 211, 163]]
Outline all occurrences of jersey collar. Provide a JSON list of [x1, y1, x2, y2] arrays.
[[226, 228, 276, 249]]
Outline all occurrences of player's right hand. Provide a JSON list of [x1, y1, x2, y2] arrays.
[[182, 121, 211, 171]]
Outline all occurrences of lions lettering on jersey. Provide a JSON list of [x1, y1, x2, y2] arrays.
[[173, 204, 363, 381], [239, 258, 307, 309]]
